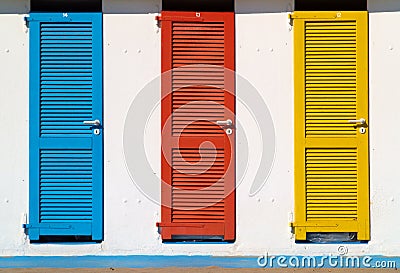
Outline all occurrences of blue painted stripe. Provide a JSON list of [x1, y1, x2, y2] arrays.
[[0, 255, 399, 269]]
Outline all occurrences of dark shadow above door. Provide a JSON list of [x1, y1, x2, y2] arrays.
[[162, 0, 234, 12], [31, 0, 101, 12], [295, 0, 367, 11]]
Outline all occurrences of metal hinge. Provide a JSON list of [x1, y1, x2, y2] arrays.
[[24, 16, 30, 28]]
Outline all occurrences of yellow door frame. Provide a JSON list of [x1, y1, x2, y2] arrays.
[[292, 11, 370, 241]]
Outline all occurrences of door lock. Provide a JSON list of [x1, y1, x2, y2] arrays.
[[216, 119, 233, 135], [83, 120, 101, 135], [348, 118, 367, 134]]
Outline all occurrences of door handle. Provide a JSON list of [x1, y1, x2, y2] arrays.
[[216, 119, 233, 127], [217, 119, 233, 135], [348, 118, 366, 125], [83, 119, 101, 126]]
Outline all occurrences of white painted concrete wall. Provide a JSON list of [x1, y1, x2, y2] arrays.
[[1, 0, 400, 257], [0, 0, 30, 255]]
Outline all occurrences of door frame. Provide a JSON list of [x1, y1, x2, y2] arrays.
[[158, 11, 236, 241], [27, 12, 104, 241], [292, 11, 370, 241]]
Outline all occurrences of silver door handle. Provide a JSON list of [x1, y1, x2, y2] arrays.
[[348, 118, 366, 125], [83, 119, 101, 126], [216, 119, 233, 127]]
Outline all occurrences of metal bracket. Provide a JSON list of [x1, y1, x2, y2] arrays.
[[288, 13, 293, 26], [24, 16, 30, 28], [23, 224, 73, 230], [290, 222, 339, 228]]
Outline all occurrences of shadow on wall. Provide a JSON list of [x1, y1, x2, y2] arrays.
[[0, 0, 29, 14], [236, 0, 294, 14], [368, 0, 400, 12], [103, 0, 161, 14]]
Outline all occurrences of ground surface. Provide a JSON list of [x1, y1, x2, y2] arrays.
[[0, 269, 397, 272]]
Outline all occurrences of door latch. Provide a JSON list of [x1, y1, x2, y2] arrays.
[[348, 118, 367, 134], [83, 120, 101, 135], [216, 119, 233, 135]]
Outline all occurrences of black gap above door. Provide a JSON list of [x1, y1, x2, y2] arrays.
[[295, 0, 367, 11], [162, 0, 234, 12], [31, 0, 102, 12]]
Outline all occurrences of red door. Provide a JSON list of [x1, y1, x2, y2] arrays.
[[158, 11, 235, 241]]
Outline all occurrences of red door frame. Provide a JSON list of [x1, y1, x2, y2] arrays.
[[158, 11, 236, 241]]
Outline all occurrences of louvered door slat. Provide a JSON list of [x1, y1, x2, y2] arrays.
[[28, 13, 103, 241], [306, 148, 358, 220], [305, 21, 357, 137], [293, 12, 369, 241], [39, 149, 93, 223], [160, 12, 235, 241], [172, 148, 225, 223]]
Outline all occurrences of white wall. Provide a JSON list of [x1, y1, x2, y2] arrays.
[[1, 0, 400, 257], [368, 10, 400, 254], [0, 0, 30, 255]]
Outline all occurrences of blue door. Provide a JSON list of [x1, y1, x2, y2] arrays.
[[26, 13, 103, 241]]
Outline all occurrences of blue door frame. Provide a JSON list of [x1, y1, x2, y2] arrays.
[[26, 13, 103, 241]]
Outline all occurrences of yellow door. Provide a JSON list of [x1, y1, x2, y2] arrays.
[[292, 11, 370, 241]]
